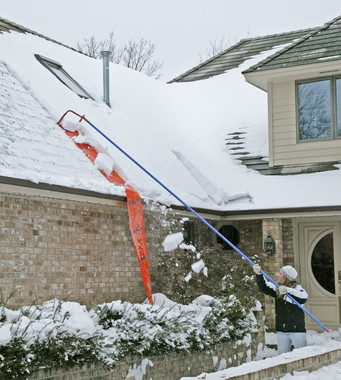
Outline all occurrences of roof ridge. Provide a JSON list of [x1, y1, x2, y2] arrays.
[[238, 27, 315, 42], [0, 16, 85, 56], [243, 15, 341, 74]]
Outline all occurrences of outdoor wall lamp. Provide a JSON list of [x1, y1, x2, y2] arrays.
[[264, 233, 275, 255]]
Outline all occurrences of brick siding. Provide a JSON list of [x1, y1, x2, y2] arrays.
[[0, 192, 147, 308]]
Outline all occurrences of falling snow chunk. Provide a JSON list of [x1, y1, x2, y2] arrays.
[[179, 243, 196, 252], [162, 232, 184, 251], [191, 259, 205, 273]]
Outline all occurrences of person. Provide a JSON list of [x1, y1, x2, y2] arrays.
[[253, 264, 308, 355]]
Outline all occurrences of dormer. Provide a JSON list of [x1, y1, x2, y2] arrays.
[[243, 15, 341, 168]]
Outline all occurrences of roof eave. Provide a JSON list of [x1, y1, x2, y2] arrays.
[[243, 59, 341, 91]]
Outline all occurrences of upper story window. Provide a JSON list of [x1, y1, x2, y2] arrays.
[[297, 77, 341, 141], [35, 54, 93, 99]]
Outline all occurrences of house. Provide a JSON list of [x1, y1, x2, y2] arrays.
[[171, 16, 341, 331], [0, 17, 243, 310], [0, 13, 340, 335]]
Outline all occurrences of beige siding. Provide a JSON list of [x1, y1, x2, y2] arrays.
[[270, 81, 341, 166]]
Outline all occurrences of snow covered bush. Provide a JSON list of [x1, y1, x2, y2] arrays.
[[0, 293, 256, 379]]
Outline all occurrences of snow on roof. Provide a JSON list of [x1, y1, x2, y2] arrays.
[[0, 24, 340, 212]]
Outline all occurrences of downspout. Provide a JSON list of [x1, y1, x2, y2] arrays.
[[101, 50, 111, 107]]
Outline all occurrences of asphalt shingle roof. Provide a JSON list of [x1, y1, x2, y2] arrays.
[[244, 15, 341, 73], [170, 28, 314, 83], [0, 60, 114, 192]]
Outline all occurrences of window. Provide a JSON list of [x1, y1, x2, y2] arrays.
[[311, 232, 335, 294], [35, 54, 93, 99], [297, 77, 341, 141], [217, 225, 239, 250], [183, 221, 195, 245]]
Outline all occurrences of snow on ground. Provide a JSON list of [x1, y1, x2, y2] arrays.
[[280, 362, 341, 379], [181, 329, 341, 380]]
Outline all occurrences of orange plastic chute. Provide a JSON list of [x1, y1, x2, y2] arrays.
[[58, 115, 153, 304]]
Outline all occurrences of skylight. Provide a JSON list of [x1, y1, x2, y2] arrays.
[[35, 54, 93, 99]]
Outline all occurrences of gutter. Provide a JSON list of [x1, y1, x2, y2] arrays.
[[1, 176, 340, 220]]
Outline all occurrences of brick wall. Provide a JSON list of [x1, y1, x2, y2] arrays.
[[0, 189, 296, 343], [0, 192, 271, 379], [0, 191, 219, 309], [29, 347, 341, 380], [0, 192, 148, 308], [282, 218, 294, 266], [261, 218, 295, 331]]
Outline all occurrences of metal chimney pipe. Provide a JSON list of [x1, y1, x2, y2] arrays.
[[101, 50, 111, 107]]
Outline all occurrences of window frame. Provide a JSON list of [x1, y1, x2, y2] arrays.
[[35, 54, 93, 100], [296, 75, 341, 143]]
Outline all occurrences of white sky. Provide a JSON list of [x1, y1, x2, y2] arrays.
[[1, 0, 341, 81]]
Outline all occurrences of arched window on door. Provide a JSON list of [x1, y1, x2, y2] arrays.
[[311, 232, 335, 294]]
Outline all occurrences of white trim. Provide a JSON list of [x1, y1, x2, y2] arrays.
[[0, 182, 126, 207]]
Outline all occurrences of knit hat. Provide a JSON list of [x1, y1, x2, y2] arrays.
[[281, 265, 297, 281]]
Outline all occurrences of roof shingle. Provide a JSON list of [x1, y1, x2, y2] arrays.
[[170, 28, 315, 83], [244, 15, 341, 73]]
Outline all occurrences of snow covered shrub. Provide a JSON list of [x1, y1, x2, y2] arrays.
[[0, 300, 104, 379], [203, 295, 251, 342], [0, 337, 32, 378], [0, 294, 256, 378]]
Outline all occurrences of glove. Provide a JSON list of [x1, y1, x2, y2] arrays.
[[279, 286, 288, 295], [253, 264, 261, 275]]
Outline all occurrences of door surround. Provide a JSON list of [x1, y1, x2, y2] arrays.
[[294, 217, 341, 331]]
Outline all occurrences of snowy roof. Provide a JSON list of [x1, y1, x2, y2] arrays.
[[0, 16, 340, 212], [244, 15, 341, 73], [170, 28, 314, 83]]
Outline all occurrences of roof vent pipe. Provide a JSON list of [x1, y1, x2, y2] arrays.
[[101, 50, 111, 107]]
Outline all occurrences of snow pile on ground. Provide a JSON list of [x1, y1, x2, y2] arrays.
[[181, 329, 341, 379], [281, 361, 341, 379]]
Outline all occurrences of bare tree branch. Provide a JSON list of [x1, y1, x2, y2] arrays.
[[77, 33, 163, 78], [198, 32, 251, 63]]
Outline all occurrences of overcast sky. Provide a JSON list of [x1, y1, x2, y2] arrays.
[[2, 0, 341, 81]]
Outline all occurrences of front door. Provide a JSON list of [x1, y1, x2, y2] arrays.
[[296, 220, 341, 331]]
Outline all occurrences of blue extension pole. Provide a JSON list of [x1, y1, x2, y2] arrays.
[[74, 114, 329, 333]]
